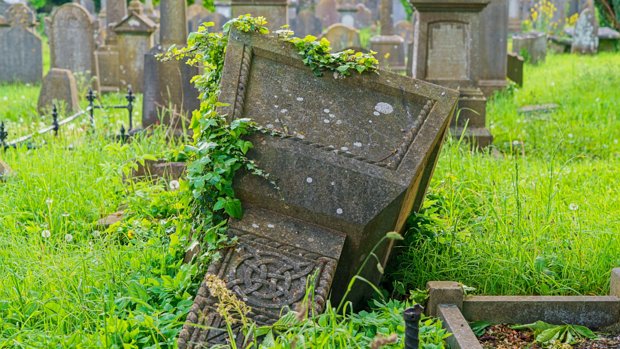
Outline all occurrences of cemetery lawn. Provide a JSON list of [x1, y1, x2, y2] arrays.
[[0, 51, 619, 346], [389, 52, 620, 297]]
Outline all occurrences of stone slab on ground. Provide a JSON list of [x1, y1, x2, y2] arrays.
[[178, 29, 458, 348], [37, 68, 80, 114], [518, 103, 558, 114]]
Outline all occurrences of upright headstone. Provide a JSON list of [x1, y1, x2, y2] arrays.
[[394, 19, 413, 44], [507, 52, 523, 86], [230, 0, 288, 29], [370, 0, 406, 72], [187, 0, 210, 33], [49, 3, 96, 74], [0, 3, 42, 84], [355, 4, 373, 28], [37, 68, 80, 113], [410, 0, 493, 147], [294, 8, 322, 37], [177, 29, 459, 348], [114, 0, 157, 92], [142, 0, 200, 131], [322, 23, 361, 51], [571, 6, 598, 54], [478, 0, 509, 96], [315, 0, 339, 28], [337, 3, 358, 27]]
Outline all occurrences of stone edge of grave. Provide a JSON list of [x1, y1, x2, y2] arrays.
[[425, 268, 620, 349]]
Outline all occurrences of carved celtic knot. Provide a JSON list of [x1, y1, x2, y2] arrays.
[[227, 243, 317, 309]]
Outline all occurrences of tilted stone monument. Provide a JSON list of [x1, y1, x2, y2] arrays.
[[142, 0, 200, 131], [478, 0, 508, 96], [410, 0, 493, 147], [113, 0, 157, 92], [321, 23, 361, 51], [49, 3, 96, 74], [177, 29, 458, 348], [507, 52, 523, 87], [230, 0, 288, 29], [0, 3, 42, 84], [571, 6, 598, 54], [37, 68, 80, 114]]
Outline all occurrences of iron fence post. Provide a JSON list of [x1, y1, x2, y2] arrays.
[[0, 122, 7, 149], [126, 87, 135, 131], [86, 88, 96, 129], [404, 304, 424, 349], [52, 104, 59, 137]]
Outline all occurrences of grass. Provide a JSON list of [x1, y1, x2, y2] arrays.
[[388, 52, 620, 296], [0, 48, 619, 347]]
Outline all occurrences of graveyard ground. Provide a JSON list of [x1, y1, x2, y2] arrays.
[[0, 52, 619, 346]]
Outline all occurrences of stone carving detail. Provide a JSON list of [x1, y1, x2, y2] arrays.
[[6, 3, 35, 28], [427, 22, 469, 81], [178, 229, 337, 348]]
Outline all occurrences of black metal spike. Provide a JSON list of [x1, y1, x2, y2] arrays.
[[86, 88, 95, 129], [126, 87, 135, 131], [52, 104, 59, 137]]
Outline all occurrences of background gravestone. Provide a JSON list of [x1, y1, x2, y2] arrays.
[[512, 31, 546, 64], [230, 0, 288, 29], [315, 0, 339, 28], [571, 7, 598, 54], [49, 3, 96, 74], [178, 29, 459, 348], [507, 52, 523, 87], [37, 68, 80, 114], [0, 3, 42, 84], [321, 23, 360, 51], [410, 0, 493, 147], [478, 0, 508, 96], [293, 8, 322, 36]]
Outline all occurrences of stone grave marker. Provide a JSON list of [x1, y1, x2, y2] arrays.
[[113, 0, 157, 92], [394, 20, 413, 44], [410, 0, 493, 147], [337, 3, 358, 28], [321, 23, 361, 51], [49, 3, 96, 74], [187, 0, 209, 33], [506, 52, 523, 87], [177, 29, 459, 348], [512, 31, 546, 64], [37, 68, 80, 114], [598, 27, 620, 52], [571, 7, 598, 54], [370, 0, 406, 72], [230, 0, 288, 29], [0, 3, 42, 84], [355, 3, 373, 28], [293, 8, 322, 37], [315, 0, 339, 28], [142, 0, 200, 131]]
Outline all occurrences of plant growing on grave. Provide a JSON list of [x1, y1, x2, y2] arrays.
[[511, 321, 597, 346], [276, 29, 379, 78]]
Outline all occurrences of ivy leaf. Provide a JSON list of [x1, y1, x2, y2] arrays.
[[224, 198, 243, 219]]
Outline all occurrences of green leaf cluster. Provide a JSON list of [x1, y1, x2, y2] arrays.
[[512, 321, 597, 346]]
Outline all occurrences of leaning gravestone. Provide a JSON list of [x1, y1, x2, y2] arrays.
[[37, 68, 80, 114], [0, 3, 42, 84], [512, 31, 546, 64], [507, 52, 523, 87], [177, 29, 459, 348], [571, 7, 598, 54], [321, 23, 361, 51], [49, 3, 96, 74]]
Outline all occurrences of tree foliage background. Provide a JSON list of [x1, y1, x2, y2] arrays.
[[597, 0, 620, 30]]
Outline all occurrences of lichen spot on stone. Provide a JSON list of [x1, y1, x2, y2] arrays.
[[267, 224, 275, 228], [128, 19, 140, 27], [323, 119, 330, 124], [336, 208, 343, 215], [252, 223, 259, 228], [373, 111, 380, 116], [306, 177, 313, 184], [374, 102, 394, 115], [329, 113, 336, 118], [341, 146, 349, 151], [296, 97, 304, 102], [280, 109, 288, 114], [353, 142, 362, 147], [336, 120, 342, 125], [323, 109, 330, 113]]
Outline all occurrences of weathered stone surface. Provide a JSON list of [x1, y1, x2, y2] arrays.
[[479, 0, 508, 96], [321, 23, 360, 51], [293, 8, 322, 37], [512, 31, 546, 64], [506, 52, 523, 86], [37, 68, 80, 114], [114, 2, 156, 92], [94, 45, 121, 92], [571, 7, 598, 54], [0, 159, 12, 180], [611, 268, 620, 298], [355, 4, 373, 28], [598, 27, 620, 51], [106, 0, 127, 26], [369, 34, 406, 72], [186, 1, 210, 33], [230, 0, 288, 29], [437, 305, 484, 349], [394, 19, 413, 43], [178, 29, 459, 348], [427, 281, 464, 317], [462, 296, 620, 328], [337, 3, 357, 28], [517, 103, 558, 114], [130, 159, 186, 181], [315, 0, 338, 28], [0, 4, 42, 84], [410, 0, 492, 147], [49, 3, 96, 74], [97, 211, 124, 229]]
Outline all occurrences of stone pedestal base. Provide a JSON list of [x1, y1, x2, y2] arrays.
[[451, 88, 492, 148], [478, 79, 508, 97], [369, 34, 406, 73]]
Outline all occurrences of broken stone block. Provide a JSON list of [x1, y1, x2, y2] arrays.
[[178, 29, 459, 348]]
